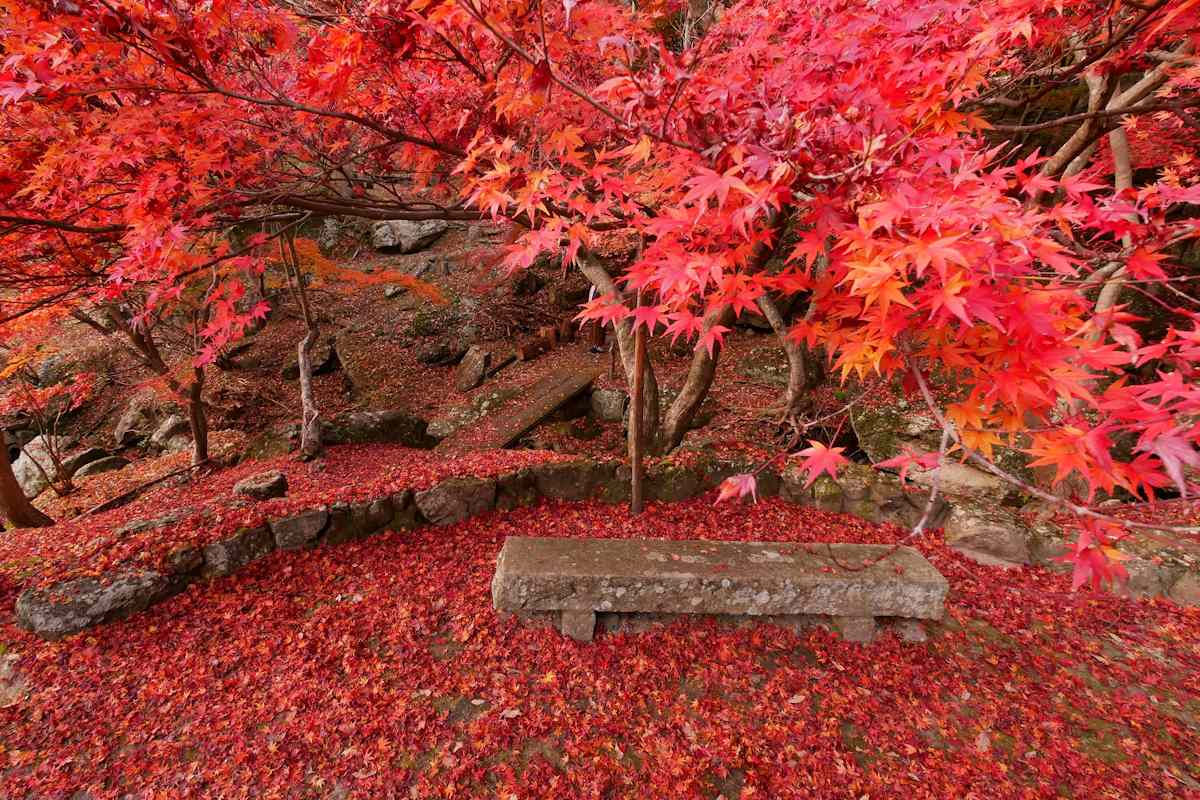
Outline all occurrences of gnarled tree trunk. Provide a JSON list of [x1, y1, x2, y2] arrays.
[[188, 366, 209, 465], [0, 443, 53, 528], [656, 304, 735, 452], [577, 211, 788, 455], [104, 304, 211, 466], [756, 293, 817, 418], [285, 233, 324, 460]]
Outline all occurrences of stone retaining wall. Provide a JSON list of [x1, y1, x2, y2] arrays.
[[14, 456, 1198, 640]]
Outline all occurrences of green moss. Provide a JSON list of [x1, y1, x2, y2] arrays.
[[409, 307, 441, 337], [810, 476, 845, 511]]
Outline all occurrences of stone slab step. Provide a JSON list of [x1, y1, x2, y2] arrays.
[[434, 365, 602, 456]]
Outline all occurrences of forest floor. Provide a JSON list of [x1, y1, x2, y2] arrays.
[[0, 494, 1197, 799], [3, 225, 1199, 798]]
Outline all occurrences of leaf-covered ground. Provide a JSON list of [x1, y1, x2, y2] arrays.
[[1, 497, 1197, 799], [4, 444, 578, 590]]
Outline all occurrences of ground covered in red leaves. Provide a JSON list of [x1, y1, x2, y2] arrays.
[[2, 497, 1198, 799], [2, 444, 578, 590]]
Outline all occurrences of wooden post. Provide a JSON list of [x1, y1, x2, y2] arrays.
[[588, 320, 606, 348], [630, 291, 647, 514]]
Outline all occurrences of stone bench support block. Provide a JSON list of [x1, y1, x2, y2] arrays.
[[492, 537, 948, 643]]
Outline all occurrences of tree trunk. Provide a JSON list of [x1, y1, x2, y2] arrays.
[[0, 444, 53, 528], [107, 305, 211, 465], [287, 234, 324, 460], [630, 311, 647, 514], [656, 304, 735, 452], [756, 293, 815, 417], [188, 366, 209, 466], [577, 254, 661, 436], [1094, 123, 1136, 316], [297, 328, 323, 459]]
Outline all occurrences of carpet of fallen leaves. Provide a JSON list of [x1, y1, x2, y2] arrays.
[[1, 444, 577, 590], [1, 496, 1198, 799]]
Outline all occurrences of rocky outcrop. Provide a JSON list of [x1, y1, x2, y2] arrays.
[[16, 570, 171, 641], [942, 501, 1031, 566], [850, 402, 1026, 499], [371, 219, 448, 253], [781, 462, 947, 530], [322, 410, 435, 448], [415, 477, 497, 525], [74, 455, 131, 478], [114, 393, 170, 447], [234, 470, 289, 500], [149, 414, 191, 452], [12, 434, 71, 499]]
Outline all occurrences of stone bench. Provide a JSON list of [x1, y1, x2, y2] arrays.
[[491, 537, 948, 643]]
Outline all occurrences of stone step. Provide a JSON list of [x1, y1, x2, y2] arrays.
[[434, 364, 602, 456], [492, 536, 948, 643]]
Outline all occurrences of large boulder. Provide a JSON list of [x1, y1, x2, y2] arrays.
[[322, 410, 435, 448], [12, 434, 72, 500], [371, 219, 448, 253], [589, 389, 628, 422], [16, 570, 170, 640], [74, 455, 131, 478], [942, 501, 1031, 566], [415, 477, 496, 525], [149, 414, 191, 452], [455, 345, 491, 392], [851, 401, 1030, 499], [233, 470, 288, 500], [114, 393, 165, 446]]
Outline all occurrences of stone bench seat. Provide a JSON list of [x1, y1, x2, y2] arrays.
[[491, 537, 948, 643]]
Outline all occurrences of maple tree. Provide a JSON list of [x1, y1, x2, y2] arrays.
[[0, 0, 1196, 594], [0, 350, 97, 497]]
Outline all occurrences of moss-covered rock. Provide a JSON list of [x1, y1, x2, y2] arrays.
[[851, 401, 1034, 498], [781, 462, 944, 528]]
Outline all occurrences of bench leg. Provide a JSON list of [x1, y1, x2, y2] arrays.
[[832, 615, 878, 644], [559, 610, 596, 642]]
